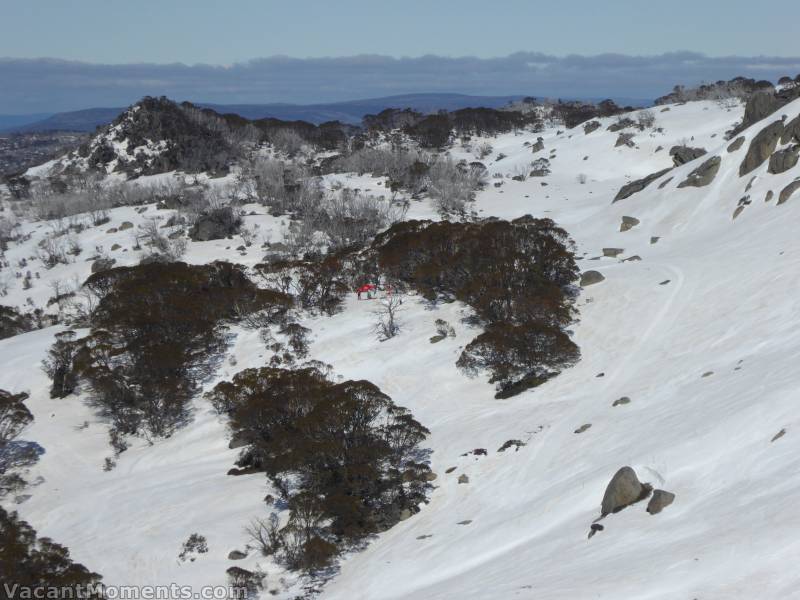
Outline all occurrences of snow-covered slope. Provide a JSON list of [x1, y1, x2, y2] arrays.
[[4, 98, 800, 599]]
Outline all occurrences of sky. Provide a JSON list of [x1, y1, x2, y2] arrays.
[[1, 0, 799, 113]]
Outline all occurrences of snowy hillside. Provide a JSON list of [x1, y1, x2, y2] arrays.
[[3, 93, 800, 599]]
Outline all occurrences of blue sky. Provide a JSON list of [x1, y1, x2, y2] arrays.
[[0, 0, 799, 113], [1, 0, 798, 63]]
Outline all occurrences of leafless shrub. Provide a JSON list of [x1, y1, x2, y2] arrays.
[[374, 293, 404, 341]]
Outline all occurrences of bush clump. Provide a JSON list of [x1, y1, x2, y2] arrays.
[[208, 366, 431, 571]]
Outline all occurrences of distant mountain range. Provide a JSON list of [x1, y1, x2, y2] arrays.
[[0, 93, 651, 134]]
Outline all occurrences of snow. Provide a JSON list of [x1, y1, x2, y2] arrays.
[[5, 98, 800, 598]]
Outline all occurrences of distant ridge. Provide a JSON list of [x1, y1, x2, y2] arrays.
[[3, 93, 652, 133]]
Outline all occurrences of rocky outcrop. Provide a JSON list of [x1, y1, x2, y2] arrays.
[[583, 121, 601, 134], [782, 115, 800, 144], [189, 206, 242, 242], [615, 133, 635, 148], [646, 490, 675, 515], [91, 258, 116, 273], [613, 168, 672, 202], [727, 136, 746, 153], [768, 147, 800, 174], [670, 145, 707, 166], [778, 180, 800, 205], [580, 270, 605, 286], [602, 248, 624, 257], [530, 138, 545, 153], [601, 467, 651, 517], [739, 121, 784, 176], [678, 156, 721, 188], [620, 216, 640, 232]]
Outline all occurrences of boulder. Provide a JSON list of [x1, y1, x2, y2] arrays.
[[91, 258, 116, 273], [118, 221, 134, 231], [615, 133, 636, 148], [738, 91, 783, 133], [765, 190, 774, 202], [189, 207, 241, 242], [646, 489, 676, 515], [601, 466, 651, 517], [602, 248, 624, 257], [727, 136, 746, 153], [583, 121, 601, 135], [768, 147, 800, 174], [670, 145, 707, 166], [574, 424, 592, 434], [580, 270, 605, 286], [678, 156, 722, 188], [613, 168, 672, 202], [457, 474, 469, 485], [530, 139, 545, 153], [778, 180, 800, 205], [227, 550, 247, 560], [782, 115, 800, 144], [612, 396, 631, 407], [739, 121, 784, 176], [620, 216, 640, 232]]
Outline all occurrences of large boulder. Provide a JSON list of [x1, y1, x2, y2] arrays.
[[678, 156, 721, 188], [580, 270, 605, 286], [782, 115, 800, 144], [189, 207, 242, 242], [583, 121, 601, 135], [739, 91, 783, 132], [778, 180, 800, 205], [647, 489, 676, 515], [768, 147, 800, 174], [670, 145, 707, 166], [613, 168, 673, 202], [601, 466, 651, 517], [727, 136, 746, 153], [620, 216, 640, 232], [739, 121, 784, 176]]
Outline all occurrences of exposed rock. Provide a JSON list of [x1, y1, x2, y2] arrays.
[[189, 206, 241, 242], [613, 168, 672, 202], [498, 439, 526, 452], [612, 396, 631, 407], [227, 550, 247, 560], [106, 227, 118, 234], [765, 190, 774, 202], [657, 177, 674, 189], [445, 466, 457, 474], [424, 471, 438, 481], [782, 115, 800, 144], [608, 118, 636, 132], [768, 146, 800, 174], [91, 258, 116, 273], [678, 156, 722, 188], [110, 243, 121, 251], [118, 221, 134, 231], [778, 180, 800, 205], [429, 334, 446, 344], [702, 371, 714, 378], [646, 489, 676, 515], [588, 523, 605, 539], [623, 255, 642, 262], [574, 423, 592, 434], [399, 508, 413, 521], [670, 145, 707, 166], [650, 236, 660, 244], [601, 466, 651, 517], [456, 520, 473, 526], [620, 216, 640, 232], [659, 280, 671, 286], [727, 137, 746, 153], [580, 270, 605, 286], [457, 474, 469, 484], [583, 121, 601, 135], [530, 138, 545, 153], [615, 133, 636, 148], [739, 121, 784, 176], [771, 428, 787, 442], [602, 248, 624, 257]]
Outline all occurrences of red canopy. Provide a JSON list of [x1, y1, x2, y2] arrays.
[[357, 284, 376, 293]]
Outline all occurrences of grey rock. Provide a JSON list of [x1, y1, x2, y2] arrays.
[[602, 248, 624, 257], [738, 91, 783, 133], [670, 145, 707, 166], [583, 121, 601, 135], [778, 180, 800, 205], [91, 258, 116, 273], [530, 139, 545, 154], [678, 156, 722, 188], [612, 396, 631, 407], [646, 489, 676, 515], [613, 168, 672, 202], [399, 508, 413, 521], [657, 176, 674, 189], [765, 190, 774, 202], [727, 137, 746, 153], [457, 474, 469, 484], [620, 216, 640, 232], [615, 133, 636, 148], [574, 424, 592, 434], [580, 270, 605, 286], [771, 428, 787, 442], [740, 121, 784, 176], [650, 236, 660, 244], [118, 221, 134, 231], [189, 206, 241, 242], [601, 466, 651, 517], [227, 550, 247, 560], [782, 115, 800, 144], [768, 146, 800, 174]]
